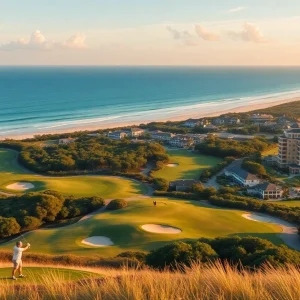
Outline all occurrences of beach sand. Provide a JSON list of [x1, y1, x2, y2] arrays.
[[2, 96, 299, 140]]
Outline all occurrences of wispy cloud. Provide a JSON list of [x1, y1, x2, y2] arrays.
[[227, 6, 247, 13], [228, 23, 268, 43], [166, 26, 197, 46], [195, 25, 220, 41], [0, 30, 87, 51]]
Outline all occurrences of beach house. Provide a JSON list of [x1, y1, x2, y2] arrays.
[[224, 159, 261, 187], [247, 182, 283, 199], [108, 131, 128, 140], [151, 130, 175, 141], [169, 179, 199, 191]]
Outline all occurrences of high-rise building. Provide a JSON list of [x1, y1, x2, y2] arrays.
[[278, 129, 300, 174]]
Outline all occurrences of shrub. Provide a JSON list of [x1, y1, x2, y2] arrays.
[[22, 216, 42, 230], [0, 217, 21, 238], [146, 241, 218, 270], [153, 178, 169, 191], [106, 199, 128, 210]]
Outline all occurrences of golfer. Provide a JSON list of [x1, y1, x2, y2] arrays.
[[12, 241, 30, 280]]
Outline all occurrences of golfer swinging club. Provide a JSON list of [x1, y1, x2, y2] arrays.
[[12, 241, 30, 280]]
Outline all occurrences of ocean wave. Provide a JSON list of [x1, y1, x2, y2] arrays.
[[2, 87, 300, 137]]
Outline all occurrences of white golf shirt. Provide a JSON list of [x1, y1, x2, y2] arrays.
[[12, 246, 24, 262]]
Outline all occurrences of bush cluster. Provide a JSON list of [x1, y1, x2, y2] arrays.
[[0, 191, 105, 238], [106, 199, 128, 210], [17, 136, 168, 174], [146, 236, 300, 270], [195, 136, 272, 158]]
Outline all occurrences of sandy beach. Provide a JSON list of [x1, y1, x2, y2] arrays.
[[2, 96, 299, 140]]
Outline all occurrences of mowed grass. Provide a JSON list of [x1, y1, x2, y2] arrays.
[[0, 267, 98, 284], [153, 150, 222, 181], [0, 198, 283, 257], [262, 147, 278, 157], [0, 149, 146, 198]]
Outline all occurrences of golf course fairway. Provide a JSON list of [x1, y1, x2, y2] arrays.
[[0, 148, 146, 198], [153, 149, 222, 181], [0, 198, 284, 257], [0, 267, 99, 284]]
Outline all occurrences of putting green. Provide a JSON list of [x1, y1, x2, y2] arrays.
[[0, 149, 146, 198], [153, 150, 222, 181], [0, 267, 99, 284], [0, 198, 284, 257]]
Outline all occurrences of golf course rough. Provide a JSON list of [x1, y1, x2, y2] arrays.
[[0, 198, 285, 257], [0, 148, 147, 198]]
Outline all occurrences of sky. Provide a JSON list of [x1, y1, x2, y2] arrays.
[[1, 0, 300, 65]]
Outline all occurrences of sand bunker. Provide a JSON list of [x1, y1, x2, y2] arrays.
[[167, 163, 179, 167], [6, 182, 34, 191], [81, 236, 114, 247], [142, 224, 182, 234]]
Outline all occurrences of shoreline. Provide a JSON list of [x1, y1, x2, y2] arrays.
[[2, 96, 299, 140]]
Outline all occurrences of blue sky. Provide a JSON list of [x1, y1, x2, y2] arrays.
[[1, 1, 300, 65]]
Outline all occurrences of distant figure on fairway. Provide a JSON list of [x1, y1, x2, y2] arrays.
[[153, 200, 157, 207], [12, 241, 30, 280]]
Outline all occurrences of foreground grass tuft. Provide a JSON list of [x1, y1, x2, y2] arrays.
[[0, 262, 300, 299]]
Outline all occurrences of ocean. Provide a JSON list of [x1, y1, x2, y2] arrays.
[[1, 66, 300, 138]]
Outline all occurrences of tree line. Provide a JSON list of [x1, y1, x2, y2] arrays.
[[0, 191, 105, 238], [195, 136, 273, 158], [16, 136, 169, 174], [146, 236, 300, 270]]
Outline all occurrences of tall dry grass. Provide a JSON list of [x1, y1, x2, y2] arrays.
[[0, 261, 300, 300]]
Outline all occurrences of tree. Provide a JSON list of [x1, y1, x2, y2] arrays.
[[153, 178, 169, 191], [0, 217, 21, 237], [22, 216, 42, 230], [106, 199, 128, 210]]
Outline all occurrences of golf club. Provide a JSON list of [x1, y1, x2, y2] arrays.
[[20, 233, 30, 248]]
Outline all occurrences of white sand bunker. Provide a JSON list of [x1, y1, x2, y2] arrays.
[[81, 236, 114, 247], [142, 224, 182, 234], [167, 163, 179, 167], [6, 182, 34, 191]]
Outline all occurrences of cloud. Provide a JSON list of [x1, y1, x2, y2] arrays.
[[227, 6, 247, 13], [61, 33, 87, 49], [228, 23, 268, 43], [195, 25, 220, 41], [166, 26, 192, 40], [0, 30, 87, 51], [166, 26, 197, 46]]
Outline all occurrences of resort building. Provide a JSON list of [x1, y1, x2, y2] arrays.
[[107, 131, 128, 140], [59, 138, 76, 145], [127, 128, 145, 137], [278, 129, 300, 174], [249, 114, 274, 124], [247, 182, 283, 200], [224, 159, 261, 187], [184, 119, 201, 128], [169, 179, 199, 192], [169, 135, 194, 148], [151, 130, 175, 141]]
